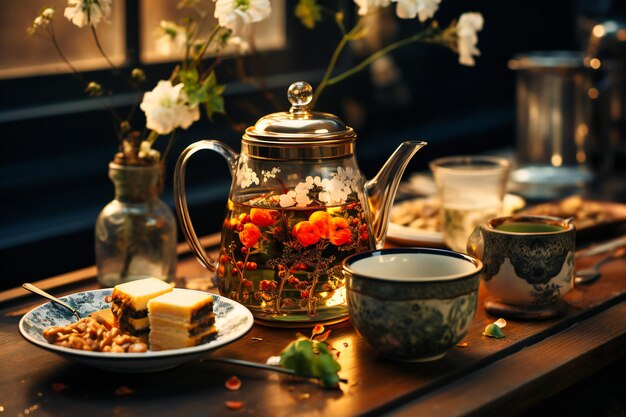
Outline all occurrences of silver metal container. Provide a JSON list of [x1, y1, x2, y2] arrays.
[[584, 20, 626, 174], [509, 51, 593, 199]]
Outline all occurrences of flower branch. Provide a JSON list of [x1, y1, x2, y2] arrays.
[[296, 0, 484, 107]]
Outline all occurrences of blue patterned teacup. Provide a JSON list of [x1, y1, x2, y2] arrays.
[[467, 215, 575, 308], [343, 248, 483, 362]]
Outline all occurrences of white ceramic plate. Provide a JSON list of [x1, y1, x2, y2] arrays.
[[19, 288, 253, 373], [387, 194, 526, 246]]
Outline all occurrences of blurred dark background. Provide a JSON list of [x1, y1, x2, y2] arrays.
[[1, 0, 625, 289]]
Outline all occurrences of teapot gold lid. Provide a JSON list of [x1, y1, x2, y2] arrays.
[[243, 81, 356, 160]]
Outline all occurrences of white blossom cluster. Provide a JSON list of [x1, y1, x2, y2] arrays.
[[352, 0, 484, 66], [456, 12, 484, 66], [155, 20, 188, 57], [278, 167, 359, 208], [261, 167, 281, 182], [236, 158, 260, 189]]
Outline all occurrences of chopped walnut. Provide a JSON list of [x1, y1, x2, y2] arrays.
[[43, 317, 147, 353]]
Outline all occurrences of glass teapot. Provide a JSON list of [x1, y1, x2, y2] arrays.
[[174, 81, 426, 325]]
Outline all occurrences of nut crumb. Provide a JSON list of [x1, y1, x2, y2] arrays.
[[225, 401, 245, 410], [51, 383, 69, 392], [225, 376, 242, 391], [115, 386, 134, 396]]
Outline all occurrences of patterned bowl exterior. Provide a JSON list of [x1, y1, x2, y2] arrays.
[[468, 216, 576, 306], [344, 248, 481, 361]]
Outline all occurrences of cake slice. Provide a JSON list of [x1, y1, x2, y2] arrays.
[[110, 278, 173, 336], [148, 290, 218, 351]]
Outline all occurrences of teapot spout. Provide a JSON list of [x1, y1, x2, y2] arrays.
[[365, 140, 427, 248]]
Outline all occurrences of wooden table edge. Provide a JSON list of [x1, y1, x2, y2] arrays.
[[382, 301, 626, 417]]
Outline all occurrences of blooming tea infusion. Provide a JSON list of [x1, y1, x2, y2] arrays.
[[218, 192, 371, 321]]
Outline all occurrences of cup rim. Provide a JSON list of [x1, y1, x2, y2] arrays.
[[342, 248, 483, 283], [429, 155, 511, 175], [486, 215, 575, 235]]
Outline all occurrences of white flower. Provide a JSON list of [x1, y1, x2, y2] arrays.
[[155, 20, 187, 56], [456, 12, 484, 66], [236, 160, 260, 189], [279, 191, 296, 208], [42, 8, 55, 19], [325, 177, 349, 204], [393, 0, 440, 22], [294, 181, 313, 207], [64, 0, 112, 28], [318, 191, 331, 204], [353, 0, 391, 16], [140, 80, 200, 135], [228, 36, 251, 55], [213, 0, 271, 31], [30, 8, 55, 34], [261, 167, 281, 182]]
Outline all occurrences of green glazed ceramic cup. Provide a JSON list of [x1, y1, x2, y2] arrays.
[[343, 248, 483, 362], [467, 215, 576, 307]]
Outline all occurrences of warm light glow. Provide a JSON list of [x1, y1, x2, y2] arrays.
[[576, 123, 589, 139], [551, 154, 563, 167], [592, 24, 606, 37], [588, 88, 599, 99], [590, 58, 602, 69], [618, 29, 626, 41], [325, 287, 346, 307], [315, 129, 329, 134], [577, 151, 587, 164], [507, 59, 519, 70]]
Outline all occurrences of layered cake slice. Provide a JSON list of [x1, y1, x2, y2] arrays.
[[148, 291, 218, 351], [110, 278, 173, 336]]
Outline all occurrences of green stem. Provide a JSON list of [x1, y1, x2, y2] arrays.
[[236, 251, 251, 302], [190, 25, 222, 69], [311, 25, 354, 109], [161, 130, 177, 163], [145, 130, 160, 146], [327, 29, 439, 87], [48, 26, 85, 84], [91, 26, 137, 90]]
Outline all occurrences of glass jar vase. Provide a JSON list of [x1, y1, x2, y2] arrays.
[[95, 162, 177, 287]]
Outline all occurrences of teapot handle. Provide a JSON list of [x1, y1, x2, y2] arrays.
[[174, 140, 238, 271]]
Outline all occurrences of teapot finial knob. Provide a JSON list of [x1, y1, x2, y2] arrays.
[[288, 81, 313, 115]]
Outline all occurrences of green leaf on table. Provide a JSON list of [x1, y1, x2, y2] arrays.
[[483, 323, 505, 338], [279, 338, 342, 389]]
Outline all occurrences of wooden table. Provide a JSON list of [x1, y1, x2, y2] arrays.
[[1, 235, 625, 417]]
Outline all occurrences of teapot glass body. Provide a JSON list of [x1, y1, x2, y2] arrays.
[[217, 152, 372, 323]]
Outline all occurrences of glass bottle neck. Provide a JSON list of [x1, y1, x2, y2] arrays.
[[109, 163, 162, 203]]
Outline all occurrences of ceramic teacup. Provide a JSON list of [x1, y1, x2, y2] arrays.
[[467, 215, 575, 319], [342, 248, 483, 362]]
